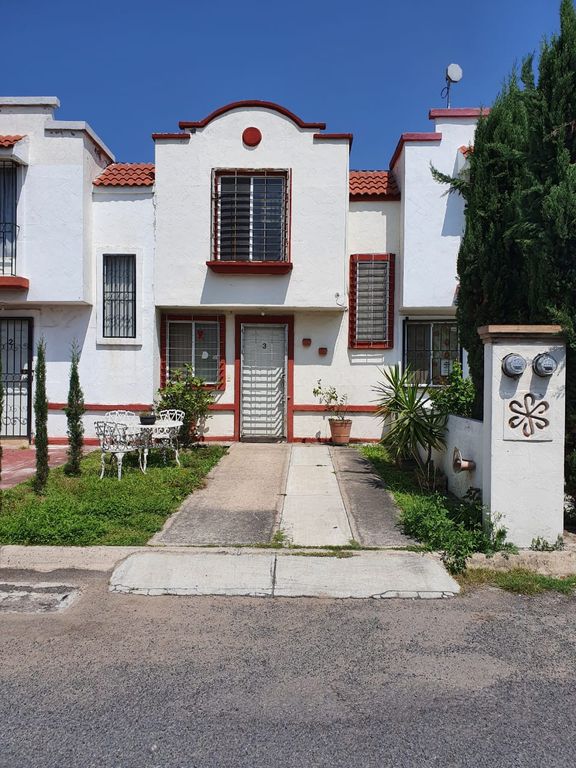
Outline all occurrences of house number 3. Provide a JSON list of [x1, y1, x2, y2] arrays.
[[262, 343, 267, 349]]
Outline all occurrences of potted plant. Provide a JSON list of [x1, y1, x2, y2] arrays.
[[312, 380, 352, 445], [139, 410, 156, 425]]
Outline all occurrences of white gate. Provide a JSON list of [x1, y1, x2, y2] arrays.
[[241, 324, 287, 440]]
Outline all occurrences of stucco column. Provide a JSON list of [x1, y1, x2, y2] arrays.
[[478, 325, 566, 548]]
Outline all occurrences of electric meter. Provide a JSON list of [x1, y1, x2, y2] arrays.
[[501, 353, 527, 378]]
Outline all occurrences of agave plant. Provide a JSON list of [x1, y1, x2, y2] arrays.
[[373, 365, 447, 477]]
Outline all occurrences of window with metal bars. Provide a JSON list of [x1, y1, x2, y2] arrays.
[[348, 254, 394, 348], [167, 320, 220, 384], [404, 321, 460, 385], [102, 254, 136, 338], [0, 162, 18, 276], [214, 171, 288, 262]]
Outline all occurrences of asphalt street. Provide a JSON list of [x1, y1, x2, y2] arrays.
[[1, 569, 576, 768]]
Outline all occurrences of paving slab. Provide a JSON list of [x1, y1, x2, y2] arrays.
[[110, 551, 275, 596], [151, 443, 290, 546], [281, 496, 353, 547], [331, 447, 414, 547], [274, 551, 459, 598], [280, 446, 353, 546], [108, 550, 460, 598]]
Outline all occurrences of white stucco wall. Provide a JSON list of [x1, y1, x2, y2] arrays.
[[154, 106, 349, 311], [440, 415, 483, 498], [0, 102, 109, 305], [398, 118, 476, 310]]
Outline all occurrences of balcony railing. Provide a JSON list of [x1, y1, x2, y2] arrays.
[[0, 222, 17, 276]]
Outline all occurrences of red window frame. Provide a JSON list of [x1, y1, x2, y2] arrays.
[[160, 314, 226, 391], [207, 169, 292, 274], [348, 253, 395, 349]]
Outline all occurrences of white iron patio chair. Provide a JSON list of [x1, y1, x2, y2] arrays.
[[103, 409, 140, 427], [154, 409, 185, 466], [95, 421, 139, 480]]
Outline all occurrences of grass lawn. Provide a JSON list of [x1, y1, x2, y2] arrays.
[[0, 445, 227, 546]]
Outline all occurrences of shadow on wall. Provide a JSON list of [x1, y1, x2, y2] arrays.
[[200, 271, 291, 306], [40, 308, 91, 363], [440, 155, 466, 237]]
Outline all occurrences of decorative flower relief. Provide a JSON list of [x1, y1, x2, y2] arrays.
[[508, 393, 550, 438]]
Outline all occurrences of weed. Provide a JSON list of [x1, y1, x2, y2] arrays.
[[458, 568, 576, 595], [361, 444, 514, 574], [288, 550, 354, 558], [530, 535, 564, 552]]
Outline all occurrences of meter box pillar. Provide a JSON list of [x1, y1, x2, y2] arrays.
[[478, 325, 566, 548]]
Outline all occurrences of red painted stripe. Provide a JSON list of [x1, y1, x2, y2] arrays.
[[209, 403, 235, 411], [389, 132, 442, 168], [48, 437, 100, 445], [48, 403, 151, 412], [293, 404, 378, 413], [151, 133, 190, 140], [313, 133, 353, 147]]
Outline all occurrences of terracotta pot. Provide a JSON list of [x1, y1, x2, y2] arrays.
[[329, 418, 352, 445]]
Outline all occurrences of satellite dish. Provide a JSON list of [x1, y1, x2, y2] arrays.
[[446, 63, 463, 83]]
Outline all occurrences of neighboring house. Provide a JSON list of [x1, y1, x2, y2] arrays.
[[0, 97, 481, 443]]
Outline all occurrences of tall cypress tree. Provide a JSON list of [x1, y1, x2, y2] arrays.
[[63, 342, 85, 476], [33, 338, 49, 494]]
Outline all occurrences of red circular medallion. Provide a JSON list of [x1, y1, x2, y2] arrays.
[[242, 127, 262, 147]]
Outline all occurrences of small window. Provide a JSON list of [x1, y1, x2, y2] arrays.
[[103, 254, 136, 338], [0, 161, 18, 276], [349, 254, 394, 348], [215, 171, 288, 262], [167, 319, 221, 385], [405, 321, 460, 385]]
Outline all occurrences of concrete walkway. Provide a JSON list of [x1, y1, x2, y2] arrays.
[[151, 443, 290, 546], [110, 550, 460, 599], [280, 445, 353, 546]]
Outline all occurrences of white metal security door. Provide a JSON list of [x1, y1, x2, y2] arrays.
[[241, 324, 287, 440]]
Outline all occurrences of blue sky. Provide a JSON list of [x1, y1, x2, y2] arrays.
[[2, 0, 562, 168]]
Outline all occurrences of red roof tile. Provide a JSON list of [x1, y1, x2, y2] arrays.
[[0, 135, 25, 148], [93, 163, 155, 187], [349, 170, 400, 200], [459, 144, 473, 158]]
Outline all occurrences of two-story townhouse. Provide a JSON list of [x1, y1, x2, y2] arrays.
[[0, 97, 479, 444]]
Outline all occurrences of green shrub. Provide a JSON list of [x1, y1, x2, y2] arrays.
[[430, 362, 475, 418]]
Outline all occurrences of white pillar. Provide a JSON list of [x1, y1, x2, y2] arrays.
[[479, 325, 566, 548]]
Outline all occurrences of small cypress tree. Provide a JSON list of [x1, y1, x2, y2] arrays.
[[63, 342, 85, 476], [33, 338, 49, 494]]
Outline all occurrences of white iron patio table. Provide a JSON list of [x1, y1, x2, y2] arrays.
[[126, 420, 183, 473]]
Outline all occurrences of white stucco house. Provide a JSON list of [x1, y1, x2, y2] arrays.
[[0, 97, 482, 444]]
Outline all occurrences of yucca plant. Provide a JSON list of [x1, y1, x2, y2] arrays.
[[373, 365, 447, 483]]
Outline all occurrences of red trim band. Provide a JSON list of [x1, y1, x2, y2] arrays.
[[151, 133, 191, 141], [48, 403, 151, 412], [428, 108, 489, 119], [179, 101, 326, 130], [389, 132, 442, 168], [49, 437, 100, 446], [0, 276, 29, 290], [313, 133, 353, 147], [206, 261, 292, 275], [293, 404, 378, 413]]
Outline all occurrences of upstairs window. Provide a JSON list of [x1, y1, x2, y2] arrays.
[[404, 321, 460, 385], [214, 170, 288, 262], [348, 254, 395, 349], [103, 254, 136, 338], [0, 162, 18, 276]]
